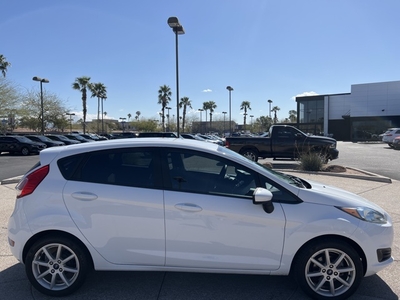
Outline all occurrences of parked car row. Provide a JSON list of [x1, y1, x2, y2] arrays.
[[0, 133, 110, 156], [381, 128, 400, 150]]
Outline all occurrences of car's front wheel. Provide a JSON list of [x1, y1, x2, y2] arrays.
[[293, 239, 363, 300], [25, 236, 90, 297]]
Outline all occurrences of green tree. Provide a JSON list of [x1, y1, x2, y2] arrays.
[[240, 101, 251, 130], [72, 76, 91, 133], [289, 110, 297, 123], [88, 82, 107, 133], [158, 85, 172, 132], [135, 111, 141, 121], [0, 78, 19, 119], [127, 113, 132, 121], [19, 88, 69, 132], [0, 54, 11, 77], [179, 96, 192, 133], [271, 106, 280, 124], [254, 116, 273, 132]]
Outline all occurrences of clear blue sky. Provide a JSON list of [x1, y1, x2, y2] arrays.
[[2, 0, 400, 124]]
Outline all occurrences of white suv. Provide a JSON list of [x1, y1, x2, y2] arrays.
[[382, 128, 400, 147]]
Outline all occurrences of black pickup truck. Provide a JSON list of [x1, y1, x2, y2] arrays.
[[225, 125, 339, 162]]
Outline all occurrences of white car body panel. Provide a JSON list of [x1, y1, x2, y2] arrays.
[[164, 190, 285, 270], [62, 181, 165, 265]]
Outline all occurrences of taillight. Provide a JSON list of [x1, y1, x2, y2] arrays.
[[16, 165, 49, 198], [225, 140, 230, 148]]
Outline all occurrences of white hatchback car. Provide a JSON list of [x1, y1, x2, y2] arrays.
[[8, 138, 393, 299], [382, 128, 400, 147]]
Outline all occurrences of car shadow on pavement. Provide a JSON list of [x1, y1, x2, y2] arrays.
[[0, 265, 397, 300]]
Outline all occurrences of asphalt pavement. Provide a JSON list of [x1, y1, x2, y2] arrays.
[[1, 169, 399, 300]]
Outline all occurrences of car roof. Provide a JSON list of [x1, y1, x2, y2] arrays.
[[39, 138, 222, 164]]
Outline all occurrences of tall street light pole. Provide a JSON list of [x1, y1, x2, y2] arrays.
[[32, 76, 49, 135], [198, 109, 204, 133], [167, 16, 185, 137], [66, 113, 75, 133], [222, 111, 227, 136], [268, 99, 273, 119], [226, 86, 233, 136], [119, 117, 126, 132], [166, 106, 171, 131]]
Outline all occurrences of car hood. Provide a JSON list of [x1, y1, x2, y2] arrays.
[[306, 135, 336, 144], [297, 180, 385, 213]]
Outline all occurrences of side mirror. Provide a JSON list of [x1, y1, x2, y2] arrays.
[[253, 188, 274, 214]]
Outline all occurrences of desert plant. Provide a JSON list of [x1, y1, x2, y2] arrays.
[[298, 152, 325, 171]]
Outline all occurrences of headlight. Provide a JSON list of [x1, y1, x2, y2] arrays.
[[337, 206, 387, 224]]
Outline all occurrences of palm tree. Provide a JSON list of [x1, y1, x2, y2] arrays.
[[0, 55, 11, 77], [88, 82, 107, 133], [288, 110, 297, 123], [207, 101, 217, 130], [72, 76, 91, 133], [127, 113, 132, 121], [135, 111, 141, 121], [271, 106, 280, 124], [202, 102, 209, 132], [240, 101, 251, 130], [158, 85, 172, 132], [179, 97, 192, 132]]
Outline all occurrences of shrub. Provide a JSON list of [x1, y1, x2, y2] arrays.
[[298, 152, 324, 171]]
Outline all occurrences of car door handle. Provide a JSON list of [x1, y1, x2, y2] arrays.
[[71, 192, 98, 201], [174, 203, 202, 212]]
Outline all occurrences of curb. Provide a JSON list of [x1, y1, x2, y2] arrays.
[[274, 167, 392, 183], [0, 176, 22, 185]]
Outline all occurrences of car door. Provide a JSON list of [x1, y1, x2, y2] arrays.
[[62, 148, 165, 266], [163, 148, 286, 271], [271, 127, 300, 158]]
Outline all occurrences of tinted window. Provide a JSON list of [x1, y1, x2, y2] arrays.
[[61, 148, 159, 188], [164, 148, 258, 198]]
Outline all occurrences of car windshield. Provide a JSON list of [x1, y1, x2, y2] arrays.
[[36, 136, 52, 142], [15, 136, 34, 143], [217, 146, 306, 188]]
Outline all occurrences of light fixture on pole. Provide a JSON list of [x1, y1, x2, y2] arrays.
[[222, 111, 227, 136], [119, 117, 126, 132], [226, 86, 233, 135], [167, 16, 185, 137], [268, 99, 273, 119], [32, 76, 49, 135], [66, 113, 75, 133], [197, 109, 204, 133]]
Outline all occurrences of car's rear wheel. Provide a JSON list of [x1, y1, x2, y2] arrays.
[[293, 239, 363, 300], [25, 236, 90, 297], [240, 149, 258, 162], [21, 147, 29, 156]]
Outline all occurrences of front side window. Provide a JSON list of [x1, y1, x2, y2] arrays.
[[164, 148, 258, 198]]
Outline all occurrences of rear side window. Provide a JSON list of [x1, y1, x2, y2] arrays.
[[58, 148, 160, 188]]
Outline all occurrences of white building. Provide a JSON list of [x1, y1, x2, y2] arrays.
[[295, 80, 400, 141]]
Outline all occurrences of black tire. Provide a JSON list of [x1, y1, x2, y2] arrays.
[[241, 149, 258, 162], [293, 239, 363, 300], [25, 236, 90, 297], [21, 147, 30, 156]]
